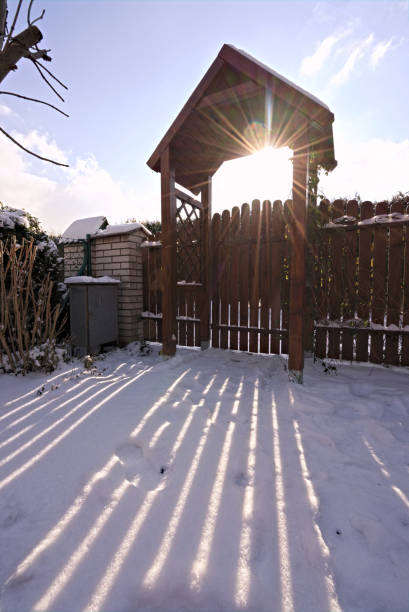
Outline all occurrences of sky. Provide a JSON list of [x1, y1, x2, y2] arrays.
[[0, 0, 408, 234]]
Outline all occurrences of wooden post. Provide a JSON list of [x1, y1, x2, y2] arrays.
[[200, 177, 212, 349], [288, 140, 309, 382], [160, 147, 177, 356]]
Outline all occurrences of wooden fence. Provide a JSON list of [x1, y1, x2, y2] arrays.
[[314, 199, 409, 366], [142, 197, 409, 367]]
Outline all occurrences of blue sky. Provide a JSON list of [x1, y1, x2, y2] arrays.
[[0, 0, 408, 232]]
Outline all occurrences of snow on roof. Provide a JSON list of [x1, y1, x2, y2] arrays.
[[61, 216, 107, 242], [230, 44, 330, 111], [93, 222, 152, 238], [65, 276, 120, 284]]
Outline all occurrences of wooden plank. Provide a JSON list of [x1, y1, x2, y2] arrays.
[[288, 146, 308, 377], [186, 290, 194, 347], [220, 209, 231, 349], [211, 213, 221, 348], [356, 201, 373, 361], [175, 188, 202, 210], [280, 200, 291, 355], [198, 80, 262, 109], [194, 289, 201, 347], [402, 206, 409, 366], [160, 148, 177, 356], [155, 247, 163, 342], [199, 178, 211, 347], [229, 206, 240, 350], [341, 199, 359, 360], [239, 203, 250, 351], [147, 56, 225, 172], [370, 201, 389, 363], [385, 200, 405, 364], [177, 287, 187, 346], [249, 200, 261, 353], [314, 199, 330, 358], [327, 199, 344, 359], [260, 200, 271, 354], [271, 200, 284, 354]]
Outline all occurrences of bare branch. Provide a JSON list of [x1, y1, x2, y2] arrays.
[[0, 90, 69, 116], [27, 1, 45, 27], [31, 58, 64, 101], [0, 0, 7, 51], [35, 59, 68, 90], [4, 0, 23, 49], [27, 48, 51, 60], [0, 125, 69, 167], [0, 25, 42, 83]]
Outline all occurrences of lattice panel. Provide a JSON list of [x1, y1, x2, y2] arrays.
[[176, 199, 202, 283]]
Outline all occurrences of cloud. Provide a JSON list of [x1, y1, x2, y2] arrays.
[[369, 38, 394, 69], [331, 33, 374, 85], [0, 130, 158, 235], [0, 103, 12, 116], [319, 137, 409, 202], [301, 29, 351, 76]]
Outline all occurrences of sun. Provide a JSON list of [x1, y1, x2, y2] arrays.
[[212, 146, 293, 213]]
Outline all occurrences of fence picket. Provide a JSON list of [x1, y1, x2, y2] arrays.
[[220, 210, 231, 349], [239, 203, 250, 351], [356, 201, 373, 361], [315, 199, 330, 358], [249, 200, 261, 353], [327, 199, 344, 359], [342, 200, 359, 360], [211, 214, 221, 348], [229, 206, 240, 350], [370, 201, 389, 363], [385, 201, 404, 364], [260, 201, 271, 354], [271, 201, 284, 354]]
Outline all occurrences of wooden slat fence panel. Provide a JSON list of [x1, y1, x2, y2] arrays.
[[314, 198, 409, 367], [229, 206, 240, 350], [239, 203, 250, 351], [314, 199, 330, 358]]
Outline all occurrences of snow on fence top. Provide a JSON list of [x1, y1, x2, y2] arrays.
[[324, 212, 409, 229], [61, 216, 107, 242], [64, 275, 121, 284]]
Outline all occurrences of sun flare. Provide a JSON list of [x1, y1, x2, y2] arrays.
[[213, 146, 293, 214]]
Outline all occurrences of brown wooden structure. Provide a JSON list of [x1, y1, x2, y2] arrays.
[[147, 44, 336, 381]]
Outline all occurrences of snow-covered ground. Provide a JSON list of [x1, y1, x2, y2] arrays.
[[0, 345, 408, 612]]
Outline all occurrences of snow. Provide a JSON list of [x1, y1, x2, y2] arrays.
[[141, 241, 162, 248], [0, 208, 29, 230], [0, 346, 408, 612], [61, 217, 107, 242], [94, 222, 152, 238], [65, 276, 120, 284]]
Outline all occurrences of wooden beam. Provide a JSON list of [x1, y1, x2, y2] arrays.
[[160, 147, 177, 356], [199, 177, 212, 348], [197, 81, 262, 109], [288, 140, 309, 382], [175, 188, 202, 210]]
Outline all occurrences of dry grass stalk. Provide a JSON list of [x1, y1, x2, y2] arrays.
[[0, 236, 64, 373]]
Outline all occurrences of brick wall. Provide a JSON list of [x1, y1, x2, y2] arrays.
[[63, 228, 145, 346], [63, 243, 84, 277]]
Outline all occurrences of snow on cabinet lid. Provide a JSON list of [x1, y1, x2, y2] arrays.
[[61, 216, 107, 242], [65, 276, 121, 284]]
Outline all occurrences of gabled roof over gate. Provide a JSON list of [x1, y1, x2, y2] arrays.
[[147, 44, 336, 195]]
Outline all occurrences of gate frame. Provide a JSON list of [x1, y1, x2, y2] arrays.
[[149, 44, 336, 381]]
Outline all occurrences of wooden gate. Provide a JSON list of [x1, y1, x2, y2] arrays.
[[143, 197, 290, 355]]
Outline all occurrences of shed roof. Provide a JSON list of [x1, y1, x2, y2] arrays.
[[147, 44, 336, 195]]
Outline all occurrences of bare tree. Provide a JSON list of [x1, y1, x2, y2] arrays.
[[0, 0, 68, 166]]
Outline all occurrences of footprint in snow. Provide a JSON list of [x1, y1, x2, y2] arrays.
[[115, 443, 167, 491]]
